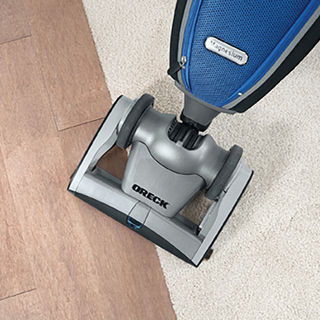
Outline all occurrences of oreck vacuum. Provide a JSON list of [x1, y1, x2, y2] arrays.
[[68, 1, 320, 267]]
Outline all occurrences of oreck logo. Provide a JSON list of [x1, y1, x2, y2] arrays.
[[132, 184, 169, 209]]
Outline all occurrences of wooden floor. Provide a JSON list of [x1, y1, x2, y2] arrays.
[[0, 0, 176, 319]]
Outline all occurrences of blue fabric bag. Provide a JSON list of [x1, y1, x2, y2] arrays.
[[168, 0, 320, 113]]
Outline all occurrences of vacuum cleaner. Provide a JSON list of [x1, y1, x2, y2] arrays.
[[68, 1, 320, 267]]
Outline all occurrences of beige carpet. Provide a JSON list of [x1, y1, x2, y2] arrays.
[[82, 1, 320, 319]]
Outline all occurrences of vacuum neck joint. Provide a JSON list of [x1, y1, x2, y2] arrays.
[[180, 112, 210, 131], [168, 119, 200, 150]]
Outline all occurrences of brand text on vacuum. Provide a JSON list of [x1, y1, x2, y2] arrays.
[[132, 184, 169, 209], [205, 37, 248, 65]]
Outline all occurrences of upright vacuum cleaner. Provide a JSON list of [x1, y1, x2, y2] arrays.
[[68, 1, 320, 267]]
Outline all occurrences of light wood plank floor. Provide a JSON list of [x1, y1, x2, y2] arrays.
[[0, 0, 176, 319]]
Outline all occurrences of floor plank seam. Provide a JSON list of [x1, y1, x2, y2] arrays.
[[57, 117, 104, 133], [0, 288, 37, 302], [0, 148, 23, 239], [38, 67, 60, 133], [0, 34, 32, 47], [0, 147, 37, 296]]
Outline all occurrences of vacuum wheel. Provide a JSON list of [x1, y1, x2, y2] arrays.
[[117, 94, 154, 149], [205, 145, 243, 201]]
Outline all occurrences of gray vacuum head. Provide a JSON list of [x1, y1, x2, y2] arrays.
[[68, 95, 253, 267]]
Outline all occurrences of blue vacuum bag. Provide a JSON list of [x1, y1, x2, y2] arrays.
[[168, 0, 320, 114]]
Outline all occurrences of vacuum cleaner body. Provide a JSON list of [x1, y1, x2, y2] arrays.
[[68, 1, 320, 266]]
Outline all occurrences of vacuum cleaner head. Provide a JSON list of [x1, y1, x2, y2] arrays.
[[68, 94, 253, 266], [68, 1, 320, 266]]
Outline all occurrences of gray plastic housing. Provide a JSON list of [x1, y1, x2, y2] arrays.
[[68, 95, 253, 267], [121, 107, 229, 217]]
